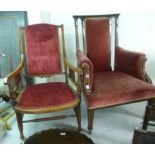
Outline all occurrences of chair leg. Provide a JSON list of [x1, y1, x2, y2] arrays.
[[87, 109, 94, 134], [142, 103, 150, 130], [16, 112, 25, 141], [74, 104, 81, 131], [132, 127, 140, 144]]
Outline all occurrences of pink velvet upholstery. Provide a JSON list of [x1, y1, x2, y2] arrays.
[[85, 18, 111, 72], [25, 24, 61, 76], [87, 72, 155, 109], [12, 23, 82, 140], [16, 82, 78, 110], [115, 47, 146, 81], [74, 14, 155, 133]]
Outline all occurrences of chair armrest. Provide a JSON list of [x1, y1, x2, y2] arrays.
[[115, 46, 152, 82], [64, 58, 82, 94], [7, 58, 24, 100], [77, 50, 93, 95]]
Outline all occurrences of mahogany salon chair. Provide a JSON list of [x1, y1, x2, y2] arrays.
[[73, 14, 155, 133], [6, 24, 82, 141]]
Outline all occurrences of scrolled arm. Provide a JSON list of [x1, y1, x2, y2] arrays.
[[115, 46, 151, 82], [7, 57, 24, 100], [77, 50, 93, 95]]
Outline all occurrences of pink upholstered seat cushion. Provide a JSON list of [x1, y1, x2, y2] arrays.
[[87, 72, 155, 109], [15, 82, 78, 113]]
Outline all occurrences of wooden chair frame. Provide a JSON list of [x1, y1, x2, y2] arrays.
[[73, 14, 155, 133], [6, 24, 82, 141]]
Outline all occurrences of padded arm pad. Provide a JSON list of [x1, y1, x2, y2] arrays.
[[77, 50, 93, 95], [115, 46, 147, 81]]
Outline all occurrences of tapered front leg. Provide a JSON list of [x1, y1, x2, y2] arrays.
[[16, 112, 25, 141], [142, 103, 150, 130], [87, 109, 94, 134], [74, 103, 81, 131]]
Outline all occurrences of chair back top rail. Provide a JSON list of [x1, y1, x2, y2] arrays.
[[73, 14, 120, 21]]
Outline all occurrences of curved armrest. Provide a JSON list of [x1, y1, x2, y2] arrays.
[[7, 57, 24, 100], [115, 46, 151, 82], [77, 50, 93, 95]]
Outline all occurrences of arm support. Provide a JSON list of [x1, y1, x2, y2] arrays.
[[7, 58, 24, 100], [77, 50, 93, 95], [115, 46, 152, 82], [64, 58, 82, 94]]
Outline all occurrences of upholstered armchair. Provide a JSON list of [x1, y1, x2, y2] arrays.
[[73, 14, 155, 133], [6, 24, 82, 141]]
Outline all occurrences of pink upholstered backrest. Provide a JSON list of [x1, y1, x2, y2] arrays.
[[85, 18, 111, 72], [25, 24, 61, 76]]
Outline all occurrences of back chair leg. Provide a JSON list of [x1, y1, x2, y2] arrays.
[[142, 99, 155, 130], [87, 109, 94, 134], [142, 103, 150, 130], [74, 104, 81, 131], [132, 127, 140, 144], [16, 112, 25, 141]]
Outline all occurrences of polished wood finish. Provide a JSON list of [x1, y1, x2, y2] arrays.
[[87, 109, 94, 134], [64, 58, 82, 74], [73, 14, 120, 21], [74, 15, 119, 133], [22, 114, 75, 123], [7, 57, 24, 99], [64, 58, 82, 94], [16, 112, 24, 140], [142, 98, 155, 129], [15, 98, 80, 114], [7, 24, 82, 140], [73, 14, 155, 134], [141, 58, 152, 83], [82, 63, 92, 95], [74, 103, 81, 131]]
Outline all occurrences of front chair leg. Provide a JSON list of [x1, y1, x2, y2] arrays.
[[74, 104, 81, 131], [16, 112, 25, 141], [87, 109, 94, 134]]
